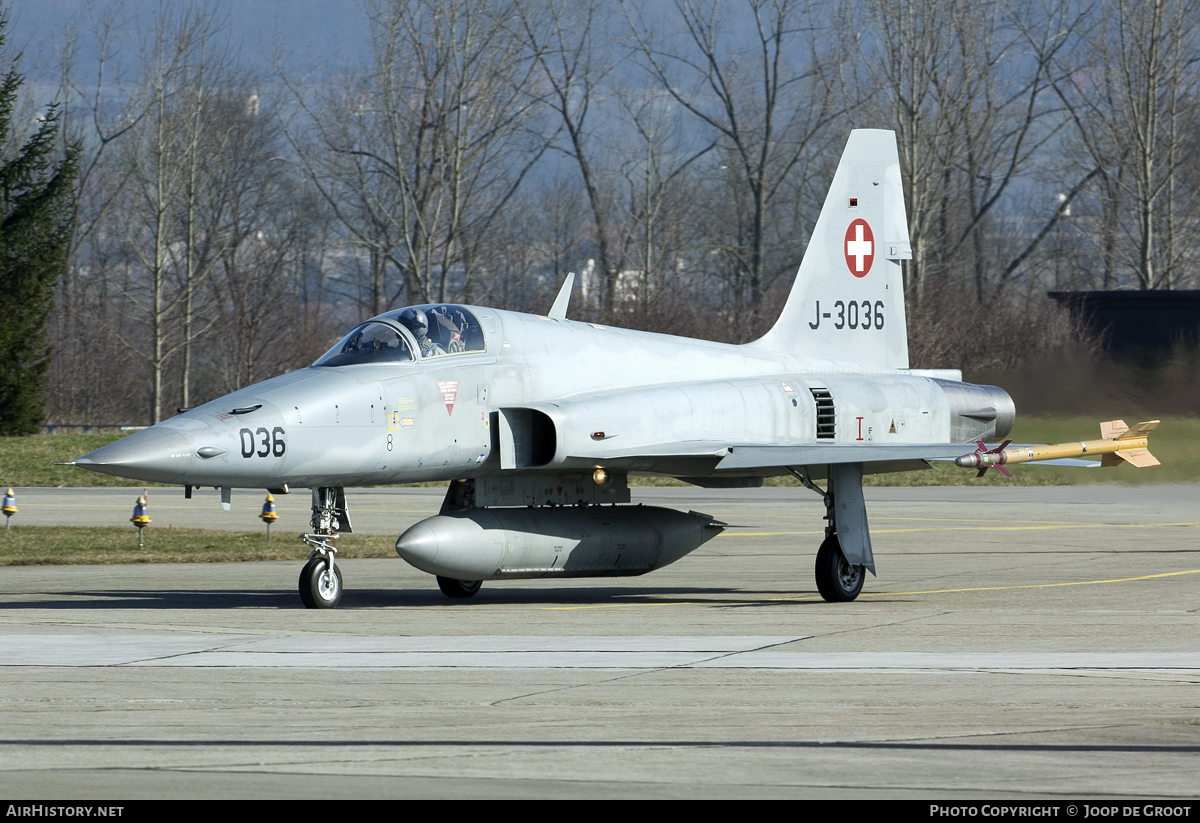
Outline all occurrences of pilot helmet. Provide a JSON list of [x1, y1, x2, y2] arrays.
[[398, 308, 429, 341]]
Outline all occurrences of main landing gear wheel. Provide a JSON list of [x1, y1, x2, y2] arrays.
[[437, 576, 482, 599], [299, 557, 343, 609], [815, 534, 865, 602]]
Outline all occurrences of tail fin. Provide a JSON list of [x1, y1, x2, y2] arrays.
[[751, 130, 911, 369]]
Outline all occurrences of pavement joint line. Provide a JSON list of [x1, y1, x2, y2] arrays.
[[657, 635, 809, 669]]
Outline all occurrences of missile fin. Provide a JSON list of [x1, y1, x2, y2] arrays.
[[1117, 420, 1159, 440], [1117, 448, 1159, 468], [1099, 420, 1128, 440]]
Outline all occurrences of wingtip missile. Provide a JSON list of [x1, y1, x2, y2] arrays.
[[955, 420, 1161, 474]]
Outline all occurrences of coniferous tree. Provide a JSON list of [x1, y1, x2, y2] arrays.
[[0, 15, 79, 435]]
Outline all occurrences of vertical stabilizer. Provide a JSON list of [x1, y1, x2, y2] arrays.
[[751, 130, 911, 369], [548, 272, 575, 319]]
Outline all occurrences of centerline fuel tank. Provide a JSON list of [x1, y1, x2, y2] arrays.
[[395, 506, 725, 580]]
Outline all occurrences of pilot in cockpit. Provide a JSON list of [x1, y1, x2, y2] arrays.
[[398, 308, 446, 358]]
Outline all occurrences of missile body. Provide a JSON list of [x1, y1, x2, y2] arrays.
[[955, 420, 1159, 473]]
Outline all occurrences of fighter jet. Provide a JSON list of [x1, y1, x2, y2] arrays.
[[72, 130, 1156, 608]]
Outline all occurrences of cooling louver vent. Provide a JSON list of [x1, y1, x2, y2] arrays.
[[810, 388, 835, 440]]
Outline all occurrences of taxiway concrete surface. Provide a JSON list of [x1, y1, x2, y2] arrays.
[[1, 485, 1198, 799]]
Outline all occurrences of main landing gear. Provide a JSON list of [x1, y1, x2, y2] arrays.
[[814, 534, 865, 602], [436, 576, 482, 598], [298, 487, 352, 609], [791, 464, 874, 603], [432, 480, 483, 600]]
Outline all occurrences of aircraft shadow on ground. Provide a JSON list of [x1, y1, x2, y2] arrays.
[[0, 585, 827, 610]]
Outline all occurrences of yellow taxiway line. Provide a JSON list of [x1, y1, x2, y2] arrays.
[[543, 568, 1200, 610], [725, 521, 1199, 537]]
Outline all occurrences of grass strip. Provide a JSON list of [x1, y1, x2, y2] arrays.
[[0, 526, 398, 566]]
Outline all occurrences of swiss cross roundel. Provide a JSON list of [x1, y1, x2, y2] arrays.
[[844, 218, 874, 277]]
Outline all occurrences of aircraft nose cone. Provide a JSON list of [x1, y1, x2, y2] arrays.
[[395, 522, 440, 568], [74, 426, 195, 484]]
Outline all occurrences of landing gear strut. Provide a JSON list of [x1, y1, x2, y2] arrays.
[[432, 480, 483, 600], [790, 464, 873, 603], [298, 487, 351, 609]]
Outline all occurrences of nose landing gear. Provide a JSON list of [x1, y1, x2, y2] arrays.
[[298, 487, 351, 609]]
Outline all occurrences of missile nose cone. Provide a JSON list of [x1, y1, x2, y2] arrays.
[[395, 522, 440, 567], [74, 426, 195, 484]]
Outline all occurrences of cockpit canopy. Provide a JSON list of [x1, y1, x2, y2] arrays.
[[313, 322, 414, 367], [313, 304, 485, 367], [382, 304, 486, 359]]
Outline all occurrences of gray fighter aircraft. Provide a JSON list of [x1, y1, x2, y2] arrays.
[[73, 130, 1018, 608]]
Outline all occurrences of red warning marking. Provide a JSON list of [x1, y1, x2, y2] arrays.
[[844, 219, 874, 277], [437, 380, 459, 416]]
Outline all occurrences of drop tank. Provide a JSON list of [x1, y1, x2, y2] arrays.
[[396, 506, 725, 580]]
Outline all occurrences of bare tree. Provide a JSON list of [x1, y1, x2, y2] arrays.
[[187, 85, 333, 397], [518, 0, 625, 312], [46, 4, 151, 424], [287, 0, 549, 316], [860, 0, 1082, 304], [117, 4, 235, 423], [613, 87, 713, 315], [626, 0, 847, 320], [1051, 0, 1200, 290]]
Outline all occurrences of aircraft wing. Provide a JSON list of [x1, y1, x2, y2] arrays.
[[716, 443, 970, 470], [717, 444, 1100, 470], [567, 440, 972, 477]]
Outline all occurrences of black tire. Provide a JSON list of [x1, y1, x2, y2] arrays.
[[437, 576, 482, 598], [298, 558, 319, 609], [814, 534, 865, 602], [299, 558, 343, 609]]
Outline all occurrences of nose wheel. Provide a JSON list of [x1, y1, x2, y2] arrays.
[[299, 555, 343, 609], [297, 487, 351, 609]]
